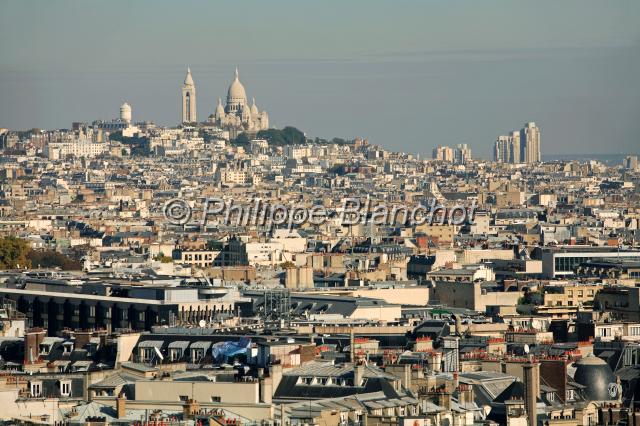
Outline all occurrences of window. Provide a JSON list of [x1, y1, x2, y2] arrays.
[[179, 395, 189, 402], [140, 347, 154, 362], [211, 396, 221, 402], [60, 381, 71, 397], [599, 328, 612, 337], [170, 348, 182, 361], [30, 381, 42, 397]]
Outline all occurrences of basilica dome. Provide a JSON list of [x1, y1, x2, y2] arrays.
[[227, 68, 247, 104]]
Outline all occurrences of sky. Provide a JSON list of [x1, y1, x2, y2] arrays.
[[1, 0, 639, 158]]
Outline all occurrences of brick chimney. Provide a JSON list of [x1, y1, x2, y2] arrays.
[[24, 328, 46, 364], [183, 398, 200, 420], [523, 361, 540, 426], [116, 393, 127, 419], [74, 330, 93, 350]]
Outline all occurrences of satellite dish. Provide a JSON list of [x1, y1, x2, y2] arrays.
[[199, 319, 206, 328], [523, 344, 530, 354]]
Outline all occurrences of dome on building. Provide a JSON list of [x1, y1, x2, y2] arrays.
[[227, 68, 247, 103], [215, 98, 225, 118], [120, 102, 132, 123], [572, 355, 617, 401], [211, 67, 269, 133]]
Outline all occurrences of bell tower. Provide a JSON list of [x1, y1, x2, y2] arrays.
[[181, 67, 197, 124]]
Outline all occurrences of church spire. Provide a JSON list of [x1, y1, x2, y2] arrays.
[[235, 67, 239, 80], [184, 67, 194, 86]]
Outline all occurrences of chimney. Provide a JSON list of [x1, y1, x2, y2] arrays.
[[183, 398, 200, 420], [458, 383, 474, 406], [270, 363, 283, 393], [403, 364, 412, 389], [350, 329, 355, 363], [523, 361, 540, 426], [354, 363, 364, 387], [116, 393, 126, 419], [260, 376, 273, 404], [280, 404, 288, 426], [74, 330, 93, 350], [23, 328, 46, 364], [436, 387, 452, 410]]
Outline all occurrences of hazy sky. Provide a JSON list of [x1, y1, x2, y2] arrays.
[[1, 0, 639, 157]]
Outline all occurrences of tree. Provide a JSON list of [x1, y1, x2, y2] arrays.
[[256, 126, 306, 146], [230, 132, 250, 147], [28, 249, 82, 270], [0, 236, 32, 269]]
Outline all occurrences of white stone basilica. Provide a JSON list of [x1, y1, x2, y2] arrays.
[[181, 67, 269, 132]]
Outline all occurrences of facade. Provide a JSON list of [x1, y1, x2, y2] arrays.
[[537, 246, 640, 279], [45, 140, 108, 159]]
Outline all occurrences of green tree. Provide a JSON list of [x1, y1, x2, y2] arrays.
[[256, 126, 306, 146], [28, 249, 82, 270]]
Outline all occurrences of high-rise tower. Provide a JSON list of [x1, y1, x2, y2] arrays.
[[521, 122, 541, 163], [181, 67, 197, 124]]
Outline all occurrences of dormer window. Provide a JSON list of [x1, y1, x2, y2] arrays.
[[30, 381, 42, 398], [39, 344, 51, 355], [191, 348, 205, 362], [60, 380, 71, 397]]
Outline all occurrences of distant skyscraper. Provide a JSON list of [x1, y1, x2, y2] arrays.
[[120, 102, 132, 124], [181, 67, 197, 124], [494, 136, 512, 163], [510, 130, 521, 163], [432, 145, 454, 162], [624, 155, 638, 170], [521, 122, 541, 163], [454, 144, 472, 164]]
